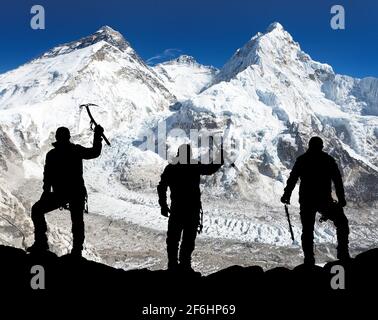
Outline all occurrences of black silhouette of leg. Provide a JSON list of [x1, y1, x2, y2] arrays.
[[166, 215, 183, 270], [331, 207, 350, 260], [30, 194, 61, 251], [70, 198, 85, 255], [300, 206, 316, 265], [179, 218, 198, 270]]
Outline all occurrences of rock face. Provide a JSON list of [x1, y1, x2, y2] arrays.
[[0, 23, 377, 266], [40, 26, 133, 59], [1, 244, 377, 315]]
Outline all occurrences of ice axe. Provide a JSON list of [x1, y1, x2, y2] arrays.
[[284, 204, 297, 244], [79, 103, 111, 146]]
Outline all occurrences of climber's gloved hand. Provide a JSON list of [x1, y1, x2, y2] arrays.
[[161, 205, 170, 217], [338, 198, 347, 207], [281, 194, 291, 205], [94, 125, 104, 138]]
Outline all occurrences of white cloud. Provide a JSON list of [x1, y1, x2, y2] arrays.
[[146, 48, 182, 65]]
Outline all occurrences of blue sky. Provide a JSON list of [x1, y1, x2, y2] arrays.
[[0, 0, 377, 77]]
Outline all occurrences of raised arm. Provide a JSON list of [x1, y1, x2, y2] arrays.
[[78, 125, 103, 160], [198, 144, 224, 175]]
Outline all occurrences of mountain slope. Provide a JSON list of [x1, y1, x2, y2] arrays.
[[153, 55, 217, 101]]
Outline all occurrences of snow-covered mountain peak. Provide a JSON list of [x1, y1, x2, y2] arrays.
[[92, 25, 130, 50], [166, 55, 199, 66], [154, 55, 217, 101], [0, 24, 175, 122], [96, 25, 119, 35], [260, 21, 296, 48], [40, 25, 131, 59], [213, 22, 332, 85], [266, 21, 284, 32]]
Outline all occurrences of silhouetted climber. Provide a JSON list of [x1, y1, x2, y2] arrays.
[[158, 143, 224, 272], [27, 125, 104, 257], [281, 136, 350, 265]]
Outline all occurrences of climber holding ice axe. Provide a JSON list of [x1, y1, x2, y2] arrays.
[[281, 137, 350, 265], [27, 103, 110, 257]]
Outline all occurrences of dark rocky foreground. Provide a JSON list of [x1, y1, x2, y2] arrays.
[[0, 245, 376, 318]]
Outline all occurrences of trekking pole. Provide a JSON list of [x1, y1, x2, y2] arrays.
[[284, 204, 295, 243], [197, 206, 204, 234]]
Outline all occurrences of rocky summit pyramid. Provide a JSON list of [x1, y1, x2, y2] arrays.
[[0, 23, 377, 272]]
